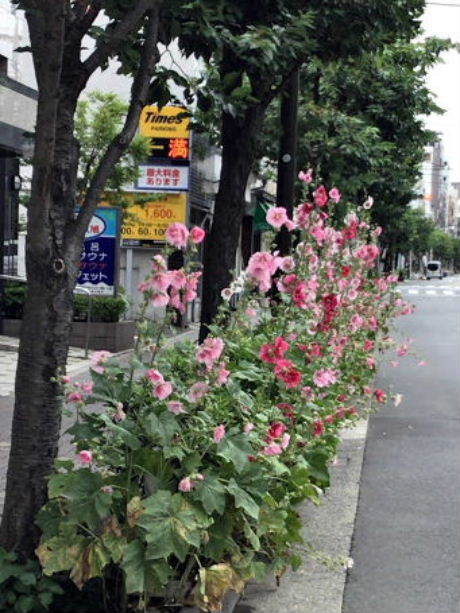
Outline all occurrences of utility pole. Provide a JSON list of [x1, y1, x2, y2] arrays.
[[276, 69, 299, 255]]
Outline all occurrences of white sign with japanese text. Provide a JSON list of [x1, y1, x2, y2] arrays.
[[135, 164, 190, 192]]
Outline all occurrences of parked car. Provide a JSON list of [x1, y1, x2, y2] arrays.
[[426, 260, 443, 280]]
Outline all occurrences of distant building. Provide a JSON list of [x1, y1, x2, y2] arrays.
[[411, 141, 449, 230], [0, 2, 36, 277]]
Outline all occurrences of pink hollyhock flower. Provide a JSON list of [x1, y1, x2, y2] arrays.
[[178, 476, 194, 492], [90, 350, 112, 374], [247, 251, 280, 292], [79, 450, 93, 465], [374, 389, 387, 403], [313, 368, 339, 388], [263, 443, 283, 456], [190, 226, 206, 244], [355, 244, 380, 264], [68, 391, 84, 403], [301, 386, 315, 400], [293, 282, 315, 309], [214, 424, 226, 443], [314, 185, 329, 207], [151, 272, 171, 292], [280, 256, 295, 273], [245, 307, 258, 319], [146, 369, 164, 384], [169, 269, 187, 289], [216, 363, 231, 386], [151, 292, 170, 308], [260, 336, 290, 364], [367, 357, 376, 369], [152, 254, 167, 271], [244, 423, 255, 433], [154, 382, 173, 400], [285, 219, 297, 231], [281, 433, 291, 450], [266, 207, 289, 229], [167, 401, 187, 415], [62, 376, 72, 384], [188, 382, 210, 402], [196, 337, 225, 370], [313, 420, 325, 437], [274, 360, 302, 388], [364, 340, 375, 352], [166, 222, 189, 248], [169, 288, 185, 313], [329, 187, 341, 203], [82, 382, 94, 394], [268, 422, 288, 439], [298, 168, 313, 183]]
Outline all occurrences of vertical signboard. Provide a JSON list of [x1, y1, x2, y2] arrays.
[[78, 207, 119, 296]]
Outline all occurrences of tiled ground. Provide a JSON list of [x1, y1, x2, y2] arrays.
[[0, 336, 92, 397]]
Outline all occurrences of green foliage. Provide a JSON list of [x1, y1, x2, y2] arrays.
[[0, 283, 27, 319], [73, 295, 128, 323], [0, 548, 63, 613], [0, 286, 127, 323], [75, 91, 150, 206], [33, 187, 406, 612]]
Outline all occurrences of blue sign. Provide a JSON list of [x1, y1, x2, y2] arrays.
[[77, 208, 119, 296]]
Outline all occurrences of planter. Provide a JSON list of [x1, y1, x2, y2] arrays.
[[146, 589, 242, 613], [1, 318, 136, 353]]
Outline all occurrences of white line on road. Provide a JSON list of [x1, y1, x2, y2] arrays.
[[408, 289, 419, 295], [426, 290, 437, 295], [443, 290, 455, 296]]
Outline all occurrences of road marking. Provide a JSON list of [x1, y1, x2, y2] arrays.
[[408, 289, 419, 295], [443, 290, 455, 296], [426, 290, 437, 295]]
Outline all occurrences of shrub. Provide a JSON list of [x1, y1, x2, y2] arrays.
[[73, 294, 128, 323], [0, 548, 63, 612], [35, 188, 413, 612], [0, 285, 127, 323]]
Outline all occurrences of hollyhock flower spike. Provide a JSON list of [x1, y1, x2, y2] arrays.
[[266, 207, 289, 229], [190, 226, 206, 244], [90, 350, 112, 374], [79, 450, 93, 465], [168, 401, 187, 415], [298, 168, 313, 183], [178, 477, 194, 492], [329, 187, 341, 203], [314, 185, 329, 207], [166, 222, 189, 248], [214, 424, 226, 443], [154, 382, 173, 400]]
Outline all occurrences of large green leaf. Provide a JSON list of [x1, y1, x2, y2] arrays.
[[227, 479, 259, 520], [144, 410, 179, 445], [137, 491, 211, 562], [217, 433, 253, 473], [99, 414, 141, 450], [193, 474, 227, 515], [121, 540, 172, 595]]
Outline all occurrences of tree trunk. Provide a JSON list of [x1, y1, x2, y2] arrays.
[[199, 107, 265, 341]]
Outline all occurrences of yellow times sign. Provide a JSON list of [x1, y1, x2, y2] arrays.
[[140, 105, 191, 139], [122, 193, 187, 241]]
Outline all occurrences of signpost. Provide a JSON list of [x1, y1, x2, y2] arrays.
[[78, 207, 119, 296]]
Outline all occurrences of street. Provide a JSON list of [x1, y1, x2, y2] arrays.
[[343, 277, 460, 613]]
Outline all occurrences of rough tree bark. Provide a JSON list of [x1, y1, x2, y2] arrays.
[[0, 1, 161, 558], [199, 106, 266, 341]]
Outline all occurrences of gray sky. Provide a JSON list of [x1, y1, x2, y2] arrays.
[[423, 1, 460, 180]]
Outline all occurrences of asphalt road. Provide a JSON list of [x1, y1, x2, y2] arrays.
[[343, 279, 460, 613]]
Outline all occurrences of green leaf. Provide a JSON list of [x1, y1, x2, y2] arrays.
[[217, 434, 253, 473], [16, 595, 36, 613], [121, 540, 172, 595], [226, 479, 259, 520], [138, 491, 211, 562], [99, 414, 141, 450], [144, 410, 179, 445], [193, 474, 227, 515], [243, 521, 260, 550]]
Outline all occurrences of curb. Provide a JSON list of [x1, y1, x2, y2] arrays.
[[238, 419, 369, 613]]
